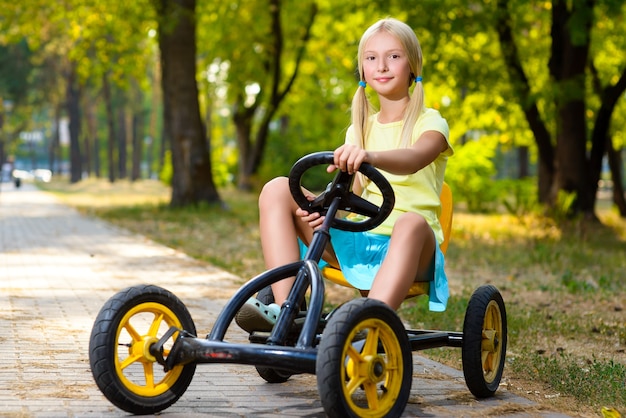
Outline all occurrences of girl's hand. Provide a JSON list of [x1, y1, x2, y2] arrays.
[[296, 207, 325, 230], [296, 191, 325, 229], [329, 144, 369, 174]]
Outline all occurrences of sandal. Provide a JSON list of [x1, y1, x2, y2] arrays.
[[235, 297, 281, 333]]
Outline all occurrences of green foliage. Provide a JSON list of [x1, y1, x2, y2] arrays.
[[0, 40, 33, 104], [560, 269, 597, 293], [400, 293, 467, 331], [159, 150, 172, 186], [3, 0, 626, 213], [546, 189, 578, 222], [500, 178, 539, 218], [211, 139, 237, 188], [445, 139, 498, 212]]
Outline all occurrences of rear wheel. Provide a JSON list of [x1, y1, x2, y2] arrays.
[[89, 285, 196, 414], [253, 285, 305, 383], [316, 298, 412, 418], [462, 284, 507, 398]]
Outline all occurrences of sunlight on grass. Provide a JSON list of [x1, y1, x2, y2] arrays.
[[40, 177, 170, 209]]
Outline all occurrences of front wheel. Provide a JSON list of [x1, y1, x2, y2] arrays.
[[89, 285, 197, 414], [316, 298, 412, 418], [462, 284, 507, 398]]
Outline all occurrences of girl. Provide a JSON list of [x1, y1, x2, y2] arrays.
[[236, 17, 453, 333]]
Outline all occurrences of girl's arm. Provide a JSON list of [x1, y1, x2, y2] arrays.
[[330, 130, 448, 175]]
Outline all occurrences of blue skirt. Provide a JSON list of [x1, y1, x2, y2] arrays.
[[300, 229, 449, 312]]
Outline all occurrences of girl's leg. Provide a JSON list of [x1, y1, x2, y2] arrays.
[[368, 212, 436, 310], [258, 177, 338, 305]]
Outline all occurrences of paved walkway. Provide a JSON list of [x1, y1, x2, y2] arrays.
[[0, 182, 569, 417]]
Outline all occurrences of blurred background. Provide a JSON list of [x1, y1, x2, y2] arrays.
[[0, 0, 624, 219]]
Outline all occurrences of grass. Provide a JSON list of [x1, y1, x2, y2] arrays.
[[39, 177, 626, 416]]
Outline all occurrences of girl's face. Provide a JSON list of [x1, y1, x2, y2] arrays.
[[362, 30, 411, 100]]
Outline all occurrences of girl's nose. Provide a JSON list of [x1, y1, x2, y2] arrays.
[[378, 58, 388, 72]]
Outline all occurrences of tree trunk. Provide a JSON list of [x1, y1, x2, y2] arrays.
[[608, 145, 626, 216], [0, 105, 5, 178], [517, 146, 529, 178], [117, 105, 128, 180], [86, 98, 100, 178], [548, 0, 595, 218], [102, 72, 116, 183], [588, 64, 626, 217], [149, 57, 161, 179], [66, 64, 82, 183], [155, 0, 220, 206], [131, 79, 145, 182], [48, 104, 61, 175], [131, 113, 143, 181], [233, 0, 317, 190], [495, 0, 555, 203], [553, 100, 591, 210]]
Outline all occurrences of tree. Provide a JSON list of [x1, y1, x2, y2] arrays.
[[198, 0, 317, 189], [66, 63, 82, 183], [153, 0, 220, 206], [0, 40, 33, 171], [495, 0, 626, 218]]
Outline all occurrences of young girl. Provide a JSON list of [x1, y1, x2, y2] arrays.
[[236, 17, 453, 333]]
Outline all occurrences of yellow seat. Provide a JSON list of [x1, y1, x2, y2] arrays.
[[322, 182, 453, 298]]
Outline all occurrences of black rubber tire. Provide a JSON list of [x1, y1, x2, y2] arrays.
[[89, 284, 197, 414], [462, 284, 507, 398], [316, 298, 412, 418], [253, 285, 295, 383], [255, 365, 293, 383]]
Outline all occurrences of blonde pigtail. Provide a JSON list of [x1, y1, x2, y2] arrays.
[[351, 82, 372, 149], [400, 78, 425, 148], [351, 82, 373, 189]]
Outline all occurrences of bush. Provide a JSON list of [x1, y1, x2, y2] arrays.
[[499, 178, 538, 218], [446, 140, 498, 212]]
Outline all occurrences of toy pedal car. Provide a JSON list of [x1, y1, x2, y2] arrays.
[[89, 151, 507, 418]]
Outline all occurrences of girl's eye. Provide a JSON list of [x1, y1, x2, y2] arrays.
[[390, 54, 400, 59], [365, 56, 375, 61]]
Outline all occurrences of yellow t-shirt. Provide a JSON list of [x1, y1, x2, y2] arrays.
[[345, 108, 453, 244]]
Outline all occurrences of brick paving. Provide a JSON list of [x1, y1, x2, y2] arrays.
[[0, 182, 570, 417]]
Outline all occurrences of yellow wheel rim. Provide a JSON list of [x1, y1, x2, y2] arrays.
[[481, 300, 504, 384], [114, 302, 185, 397], [340, 318, 405, 417]]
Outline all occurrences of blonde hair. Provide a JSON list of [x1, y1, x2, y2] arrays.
[[351, 18, 424, 149]]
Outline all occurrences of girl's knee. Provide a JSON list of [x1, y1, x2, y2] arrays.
[[394, 212, 430, 234], [259, 177, 290, 207]]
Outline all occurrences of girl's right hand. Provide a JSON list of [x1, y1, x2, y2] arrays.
[[296, 191, 325, 230], [296, 207, 325, 230]]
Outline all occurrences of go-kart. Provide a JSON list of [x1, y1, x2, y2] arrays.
[[88, 151, 507, 417]]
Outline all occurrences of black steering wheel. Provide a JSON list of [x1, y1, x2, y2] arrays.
[[288, 151, 395, 232]]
